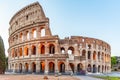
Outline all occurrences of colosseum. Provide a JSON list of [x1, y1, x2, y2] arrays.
[[8, 2, 111, 74]]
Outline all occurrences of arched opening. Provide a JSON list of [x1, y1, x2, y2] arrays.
[[93, 64, 97, 73], [98, 65, 100, 72], [15, 63, 18, 72], [32, 62, 36, 73], [20, 33, 23, 42], [19, 63, 22, 73], [41, 45, 45, 54], [82, 50, 86, 56], [88, 44, 91, 49], [32, 45, 36, 55], [61, 47, 65, 54], [88, 51, 91, 59], [98, 52, 100, 60], [102, 52, 104, 61], [49, 62, 55, 73], [59, 62, 65, 73], [15, 49, 17, 57], [25, 63, 29, 73], [12, 49, 14, 58], [24, 46, 28, 56], [102, 65, 104, 73], [68, 47, 74, 55], [87, 64, 91, 72], [32, 29, 37, 38], [40, 61, 45, 73], [77, 63, 83, 72], [69, 63, 74, 73], [41, 28, 45, 37], [49, 44, 55, 54], [93, 51, 96, 60], [26, 31, 30, 40], [19, 48, 22, 57]]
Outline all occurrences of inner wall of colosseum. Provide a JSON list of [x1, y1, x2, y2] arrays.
[[8, 2, 111, 74]]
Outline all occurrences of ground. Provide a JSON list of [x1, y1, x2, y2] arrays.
[[0, 74, 80, 80]]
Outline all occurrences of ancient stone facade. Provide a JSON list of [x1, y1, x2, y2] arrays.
[[8, 2, 111, 74]]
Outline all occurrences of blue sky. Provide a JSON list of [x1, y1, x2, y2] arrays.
[[0, 0, 120, 56]]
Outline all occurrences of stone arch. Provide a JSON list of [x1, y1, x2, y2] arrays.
[[88, 51, 91, 59], [69, 63, 74, 73], [32, 29, 37, 38], [98, 65, 100, 72], [88, 44, 91, 49], [40, 45, 45, 54], [15, 49, 17, 57], [12, 49, 15, 58], [87, 64, 91, 72], [49, 44, 55, 54], [25, 63, 29, 73], [93, 51, 96, 60], [77, 63, 83, 72], [20, 33, 23, 41], [58, 62, 65, 73], [19, 63, 22, 73], [93, 64, 97, 73], [102, 65, 104, 73], [40, 61, 45, 73], [41, 28, 45, 37], [32, 45, 36, 55], [26, 31, 30, 40], [24, 46, 29, 56], [32, 62, 36, 73], [61, 47, 65, 54], [19, 48, 22, 57], [82, 49, 86, 56], [98, 52, 100, 60], [49, 62, 55, 73], [68, 46, 74, 54]]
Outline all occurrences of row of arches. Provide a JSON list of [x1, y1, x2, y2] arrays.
[[10, 27, 45, 45], [12, 61, 66, 73], [11, 62, 110, 73], [11, 44, 55, 58]]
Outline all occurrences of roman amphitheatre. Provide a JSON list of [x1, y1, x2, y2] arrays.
[[8, 2, 111, 75]]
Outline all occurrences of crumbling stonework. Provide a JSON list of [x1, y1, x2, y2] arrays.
[[8, 2, 111, 74]]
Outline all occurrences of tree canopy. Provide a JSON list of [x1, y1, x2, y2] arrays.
[[111, 56, 117, 68], [0, 36, 6, 74]]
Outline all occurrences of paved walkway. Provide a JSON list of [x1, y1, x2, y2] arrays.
[[75, 75, 104, 80]]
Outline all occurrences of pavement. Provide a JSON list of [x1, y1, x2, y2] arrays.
[[75, 75, 104, 80]]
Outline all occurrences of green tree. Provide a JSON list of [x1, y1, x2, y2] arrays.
[[111, 56, 117, 68], [0, 36, 6, 74]]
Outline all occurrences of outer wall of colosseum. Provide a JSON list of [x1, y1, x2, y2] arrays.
[[8, 2, 111, 74]]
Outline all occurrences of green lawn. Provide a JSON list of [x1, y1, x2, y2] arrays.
[[93, 76, 120, 80]]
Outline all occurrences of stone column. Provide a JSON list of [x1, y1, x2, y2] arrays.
[[45, 59, 48, 74], [29, 45, 31, 57], [65, 58, 69, 74], [36, 27, 39, 39], [55, 59, 58, 73], [28, 62, 32, 73], [36, 43, 39, 56], [36, 61, 40, 73], [45, 42, 49, 54]]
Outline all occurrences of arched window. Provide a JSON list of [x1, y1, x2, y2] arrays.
[[49, 62, 55, 73], [12, 49, 14, 58], [68, 47, 74, 54], [32, 29, 36, 38], [20, 33, 23, 41], [19, 48, 22, 57], [15, 49, 17, 57], [93, 51, 96, 60], [41, 45, 45, 54], [61, 47, 65, 54], [49, 44, 55, 54], [98, 52, 100, 60], [32, 62, 36, 72], [82, 50, 86, 56], [41, 28, 45, 37], [32, 45, 36, 55], [26, 31, 30, 40], [24, 46, 28, 56], [88, 51, 91, 59]]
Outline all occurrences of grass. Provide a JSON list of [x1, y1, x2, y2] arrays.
[[93, 76, 120, 80]]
